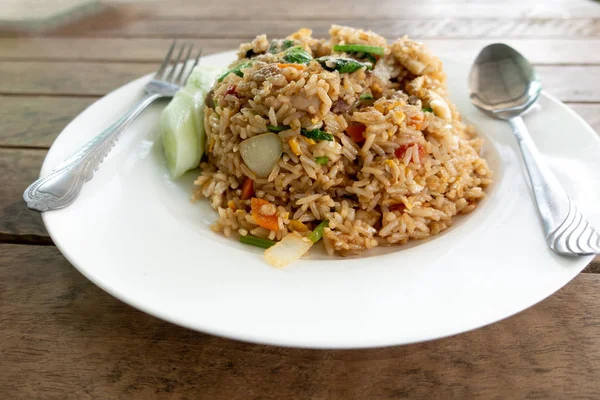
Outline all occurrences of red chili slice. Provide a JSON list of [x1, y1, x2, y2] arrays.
[[346, 123, 366, 144], [395, 143, 425, 159], [224, 85, 237, 97]]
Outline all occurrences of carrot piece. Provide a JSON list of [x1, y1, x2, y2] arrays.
[[346, 123, 366, 143], [241, 177, 254, 200], [407, 113, 424, 130], [278, 63, 305, 70], [251, 198, 279, 231]]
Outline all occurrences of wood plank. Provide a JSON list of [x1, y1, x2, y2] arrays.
[[0, 61, 155, 96], [1, 244, 599, 398], [537, 66, 600, 102], [108, 0, 600, 20], [0, 37, 240, 62], [426, 39, 600, 65], [584, 260, 600, 273], [1, 61, 599, 102], [51, 17, 600, 39], [569, 103, 600, 133], [0, 96, 96, 148], [3, 37, 600, 65], [0, 149, 49, 243]]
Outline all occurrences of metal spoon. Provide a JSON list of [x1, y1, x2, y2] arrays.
[[469, 43, 599, 256]]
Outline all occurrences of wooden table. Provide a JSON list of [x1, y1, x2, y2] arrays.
[[2, 0, 600, 398]]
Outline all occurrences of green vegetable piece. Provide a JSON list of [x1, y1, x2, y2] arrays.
[[240, 235, 276, 249], [308, 220, 329, 243], [315, 156, 329, 165], [422, 107, 433, 113], [316, 56, 372, 74], [301, 128, 334, 142], [217, 61, 253, 82], [268, 42, 278, 54], [269, 39, 296, 54], [282, 46, 313, 64], [363, 53, 378, 65], [281, 40, 295, 51], [161, 65, 225, 179], [333, 44, 385, 56], [161, 92, 200, 179], [267, 125, 290, 132], [359, 93, 374, 101]]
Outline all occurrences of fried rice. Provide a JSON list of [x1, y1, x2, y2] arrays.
[[192, 25, 492, 257]]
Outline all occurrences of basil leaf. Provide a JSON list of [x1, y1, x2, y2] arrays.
[[301, 128, 333, 141], [269, 39, 297, 54], [218, 61, 253, 82], [281, 40, 295, 51], [282, 46, 313, 64], [316, 56, 372, 74], [363, 53, 378, 65]]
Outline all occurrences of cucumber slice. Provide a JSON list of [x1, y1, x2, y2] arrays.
[[185, 65, 224, 91], [160, 65, 224, 179], [161, 90, 200, 179]]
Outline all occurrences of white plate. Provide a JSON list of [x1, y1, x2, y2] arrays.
[[41, 51, 600, 349]]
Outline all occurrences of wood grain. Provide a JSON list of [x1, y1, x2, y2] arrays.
[[537, 66, 600, 102], [1, 243, 599, 399], [425, 39, 600, 65], [0, 96, 96, 148], [0, 37, 240, 62], [0, 61, 155, 96], [568, 103, 600, 132], [2, 61, 600, 102], [0, 149, 49, 243], [51, 17, 600, 39], [109, 0, 600, 20], [3, 37, 600, 64]]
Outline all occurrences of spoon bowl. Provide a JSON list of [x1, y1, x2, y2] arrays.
[[469, 43, 542, 120]]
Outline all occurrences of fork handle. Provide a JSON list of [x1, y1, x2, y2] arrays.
[[509, 116, 599, 255], [23, 92, 162, 212]]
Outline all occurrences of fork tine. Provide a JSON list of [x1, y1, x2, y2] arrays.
[[155, 40, 177, 79], [166, 43, 186, 83], [175, 43, 194, 86], [183, 48, 203, 84]]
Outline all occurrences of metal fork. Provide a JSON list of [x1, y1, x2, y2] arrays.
[[24, 41, 201, 212]]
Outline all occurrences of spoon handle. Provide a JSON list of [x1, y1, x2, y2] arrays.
[[508, 116, 599, 255]]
